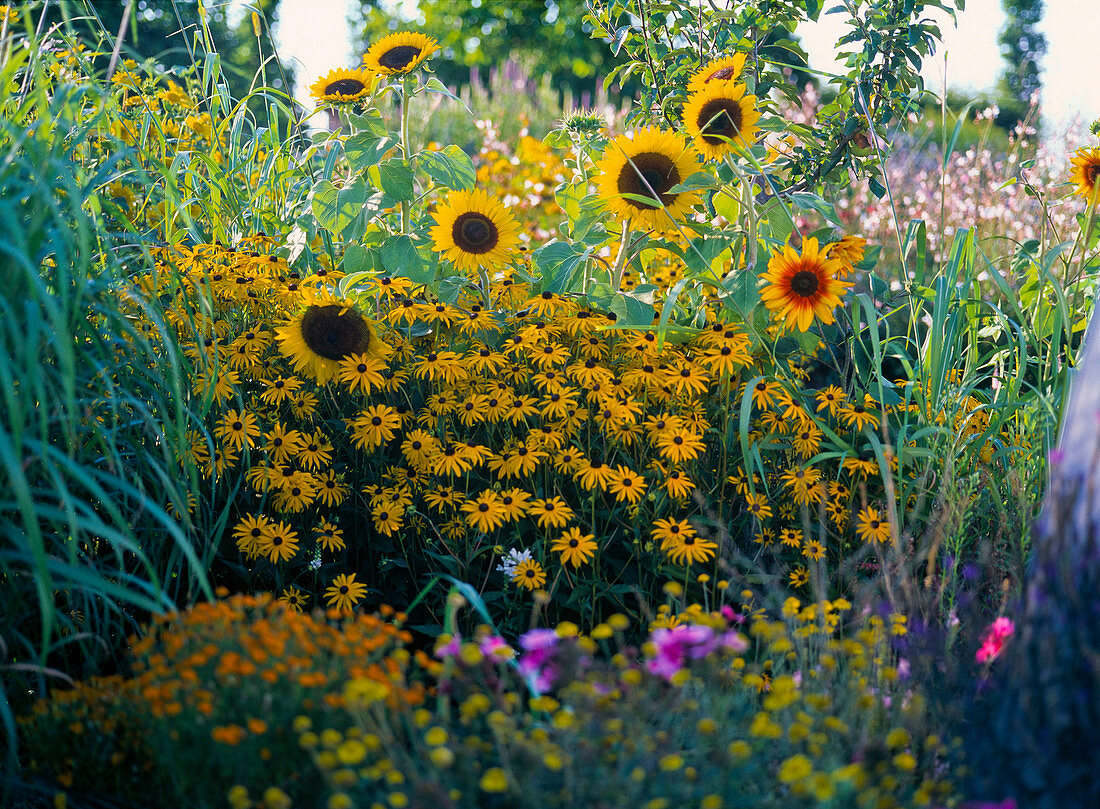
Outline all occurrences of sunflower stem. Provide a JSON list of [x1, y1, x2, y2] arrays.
[[399, 75, 414, 235], [611, 219, 632, 290]]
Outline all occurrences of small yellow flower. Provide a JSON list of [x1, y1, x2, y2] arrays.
[[479, 767, 509, 793]]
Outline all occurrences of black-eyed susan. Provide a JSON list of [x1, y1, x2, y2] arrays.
[[855, 506, 892, 544], [362, 31, 439, 76], [308, 67, 373, 106], [217, 409, 261, 451], [551, 526, 597, 567], [528, 496, 574, 529], [663, 532, 717, 565], [744, 492, 772, 521], [594, 127, 701, 231], [1070, 146, 1100, 199], [259, 521, 299, 563], [759, 238, 851, 332], [788, 566, 810, 588], [279, 586, 309, 612], [607, 464, 648, 504], [686, 53, 748, 94], [681, 80, 760, 159], [512, 558, 546, 590], [430, 188, 521, 273], [461, 490, 508, 534], [315, 520, 346, 553], [338, 353, 387, 393], [324, 573, 368, 613], [655, 428, 705, 463], [232, 514, 272, 558], [276, 293, 388, 384]]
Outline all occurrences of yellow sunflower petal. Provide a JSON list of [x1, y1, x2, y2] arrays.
[[594, 127, 702, 231], [362, 31, 439, 76]]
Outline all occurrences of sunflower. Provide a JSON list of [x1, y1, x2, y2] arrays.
[[362, 31, 439, 76], [430, 188, 521, 273], [308, 67, 373, 106], [759, 237, 852, 332], [595, 127, 702, 231], [1070, 147, 1100, 199], [681, 80, 760, 159], [686, 53, 748, 95], [276, 294, 388, 384]]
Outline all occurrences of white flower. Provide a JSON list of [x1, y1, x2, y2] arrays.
[[495, 547, 532, 579]]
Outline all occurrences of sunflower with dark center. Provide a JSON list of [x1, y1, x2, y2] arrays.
[[307, 67, 373, 106], [1070, 146, 1100, 199], [362, 31, 439, 76], [277, 295, 388, 384], [430, 187, 521, 273], [682, 81, 760, 160], [595, 127, 702, 230], [686, 53, 748, 94], [759, 237, 851, 332]]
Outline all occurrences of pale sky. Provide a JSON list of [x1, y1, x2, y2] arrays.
[[275, 0, 1100, 135]]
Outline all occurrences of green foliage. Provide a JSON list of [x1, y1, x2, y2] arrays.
[[998, 0, 1045, 110], [353, 0, 626, 101], [0, 35, 211, 779], [42, 0, 292, 100], [588, 0, 963, 195]]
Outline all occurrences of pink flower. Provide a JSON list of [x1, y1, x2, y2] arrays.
[[975, 617, 1015, 664], [434, 633, 462, 660], [479, 635, 514, 660]]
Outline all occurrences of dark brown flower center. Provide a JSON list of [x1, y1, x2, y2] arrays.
[[697, 98, 744, 144], [618, 152, 680, 210], [452, 212, 499, 253], [378, 45, 422, 71], [300, 304, 373, 360], [789, 270, 820, 298], [324, 78, 366, 97]]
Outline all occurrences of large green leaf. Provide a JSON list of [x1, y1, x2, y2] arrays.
[[311, 178, 369, 234], [419, 145, 476, 191]]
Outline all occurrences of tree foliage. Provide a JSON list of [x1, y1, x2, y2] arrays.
[[352, 0, 627, 99], [998, 0, 1045, 109], [42, 0, 291, 101]]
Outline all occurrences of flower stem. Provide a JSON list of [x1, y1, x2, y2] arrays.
[[400, 75, 413, 234]]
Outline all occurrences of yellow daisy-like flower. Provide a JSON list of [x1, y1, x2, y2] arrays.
[[825, 234, 868, 279], [308, 67, 373, 106], [686, 53, 748, 95], [325, 573, 368, 613], [663, 532, 718, 566], [1069, 146, 1100, 200], [681, 81, 760, 159], [551, 526, 598, 567], [855, 506, 892, 544], [594, 127, 702, 231], [512, 559, 547, 590], [430, 188, 521, 274], [759, 237, 852, 332], [362, 31, 439, 76], [276, 293, 388, 384]]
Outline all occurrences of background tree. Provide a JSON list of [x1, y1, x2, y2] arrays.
[[44, 0, 292, 101], [351, 0, 627, 101], [997, 0, 1045, 125]]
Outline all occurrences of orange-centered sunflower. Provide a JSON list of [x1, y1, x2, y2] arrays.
[[362, 32, 439, 76], [595, 127, 701, 231], [1070, 147, 1100, 200], [308, 67, 373, 105], [682, 80, 760, 159], [759, 238, 852, 332], [686, 53, 748, 95], [276, 291, 389, 384], [430, 188, 521, 273]]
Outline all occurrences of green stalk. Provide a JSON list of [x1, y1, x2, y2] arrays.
[[399, 74, 413, 235]]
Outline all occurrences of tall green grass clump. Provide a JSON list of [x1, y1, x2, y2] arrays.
[[0, 25, 211, 777]]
